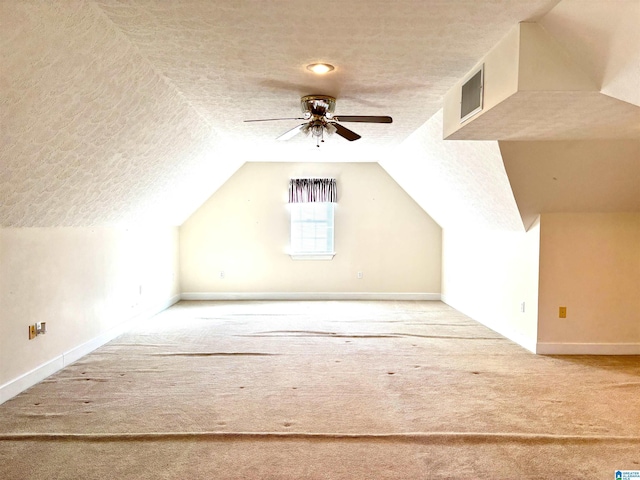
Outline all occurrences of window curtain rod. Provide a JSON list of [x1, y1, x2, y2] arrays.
[[289, 178, 337, 203]]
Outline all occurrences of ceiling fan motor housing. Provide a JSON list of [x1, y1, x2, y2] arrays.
[[301, 95, 336, 117]]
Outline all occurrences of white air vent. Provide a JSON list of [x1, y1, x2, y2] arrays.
[[460, 64, 484, 122]]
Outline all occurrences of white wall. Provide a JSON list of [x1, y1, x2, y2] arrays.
[[180, 162, 442, 297], [0, 226, 180, 402], [442, 24, 520, 139], [537, 213, 640, 353], [441, 218, 541, 352]]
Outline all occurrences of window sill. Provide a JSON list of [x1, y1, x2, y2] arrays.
[[289, 253, 336, 261]]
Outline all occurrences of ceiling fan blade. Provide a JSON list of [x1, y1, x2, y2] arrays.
[[332, 122, 361, 141], [276, 124, 307, 141], [244, 117, 305, 122], [333, 115, 393, 123]]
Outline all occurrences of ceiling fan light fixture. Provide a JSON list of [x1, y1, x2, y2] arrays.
[[306, 63, 334, 74], [311, 124, 324, 137]]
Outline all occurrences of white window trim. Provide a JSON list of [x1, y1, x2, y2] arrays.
[[289, 252, 336, 261]]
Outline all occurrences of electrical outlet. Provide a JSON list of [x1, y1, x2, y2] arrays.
[[559, 306, 567, 318], [357, 272, 363, 279], [520, 302, 526, 313], [29, 322, 48, 339], [220, 271, 225, 279]]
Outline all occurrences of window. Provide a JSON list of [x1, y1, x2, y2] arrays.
[[288, 178, 336, 260], [290, 202, 335, 260]]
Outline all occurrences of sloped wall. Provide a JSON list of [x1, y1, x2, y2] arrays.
[[180, 162, 442, 297], [0, 226, 180, 402]]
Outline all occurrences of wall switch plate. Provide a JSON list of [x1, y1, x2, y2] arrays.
[[357, 272, 363, 279], [520, 302, 526, 313], [559, 306, 567, 318], [28, 325, 37, 340]]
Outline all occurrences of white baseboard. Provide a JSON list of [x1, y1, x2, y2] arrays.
[[440, 296, 640, 356], [62, 293, 181, 366], [0, 294, 181, 406], [474, 319, 537, 354], [496, 328, 538, 354], [536, 342, 640, 355], [440, 295, 537, 354], [180, 292, 441, 301], [0, 357, 66, 406]]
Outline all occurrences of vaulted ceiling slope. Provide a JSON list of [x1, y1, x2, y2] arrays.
[[1, 0, 561, 227], [380, 111, 525, 232], [1, 1, 244, 227], [384, 0, 639, 232]]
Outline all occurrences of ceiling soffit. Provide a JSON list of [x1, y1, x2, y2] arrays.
[[501, 140, 640, 229], [444, 22, 640, 141], [405, 4, 639, 232]]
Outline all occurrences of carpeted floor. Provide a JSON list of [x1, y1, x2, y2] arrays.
[[1, 300, 639, 479]]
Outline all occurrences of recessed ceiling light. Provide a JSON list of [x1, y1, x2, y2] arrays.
[[306, 63, 335, 74]]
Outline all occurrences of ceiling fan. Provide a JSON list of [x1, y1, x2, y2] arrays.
[[244, 95, 392, 147]]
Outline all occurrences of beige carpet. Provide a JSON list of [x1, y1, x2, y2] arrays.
[[1, 300, 639, 479]]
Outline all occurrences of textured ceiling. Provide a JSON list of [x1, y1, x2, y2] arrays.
[[0, 0, 559, 227], [380, 111, 524, 232], [92, 0, 559, 155], [1, 0, 636, 230], [0, 1, 242, 227]]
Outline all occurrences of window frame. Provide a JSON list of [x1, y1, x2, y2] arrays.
[[289, 201, 336, 260]]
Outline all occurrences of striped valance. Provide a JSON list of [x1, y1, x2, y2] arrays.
[[288, 178, 337, 203]]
